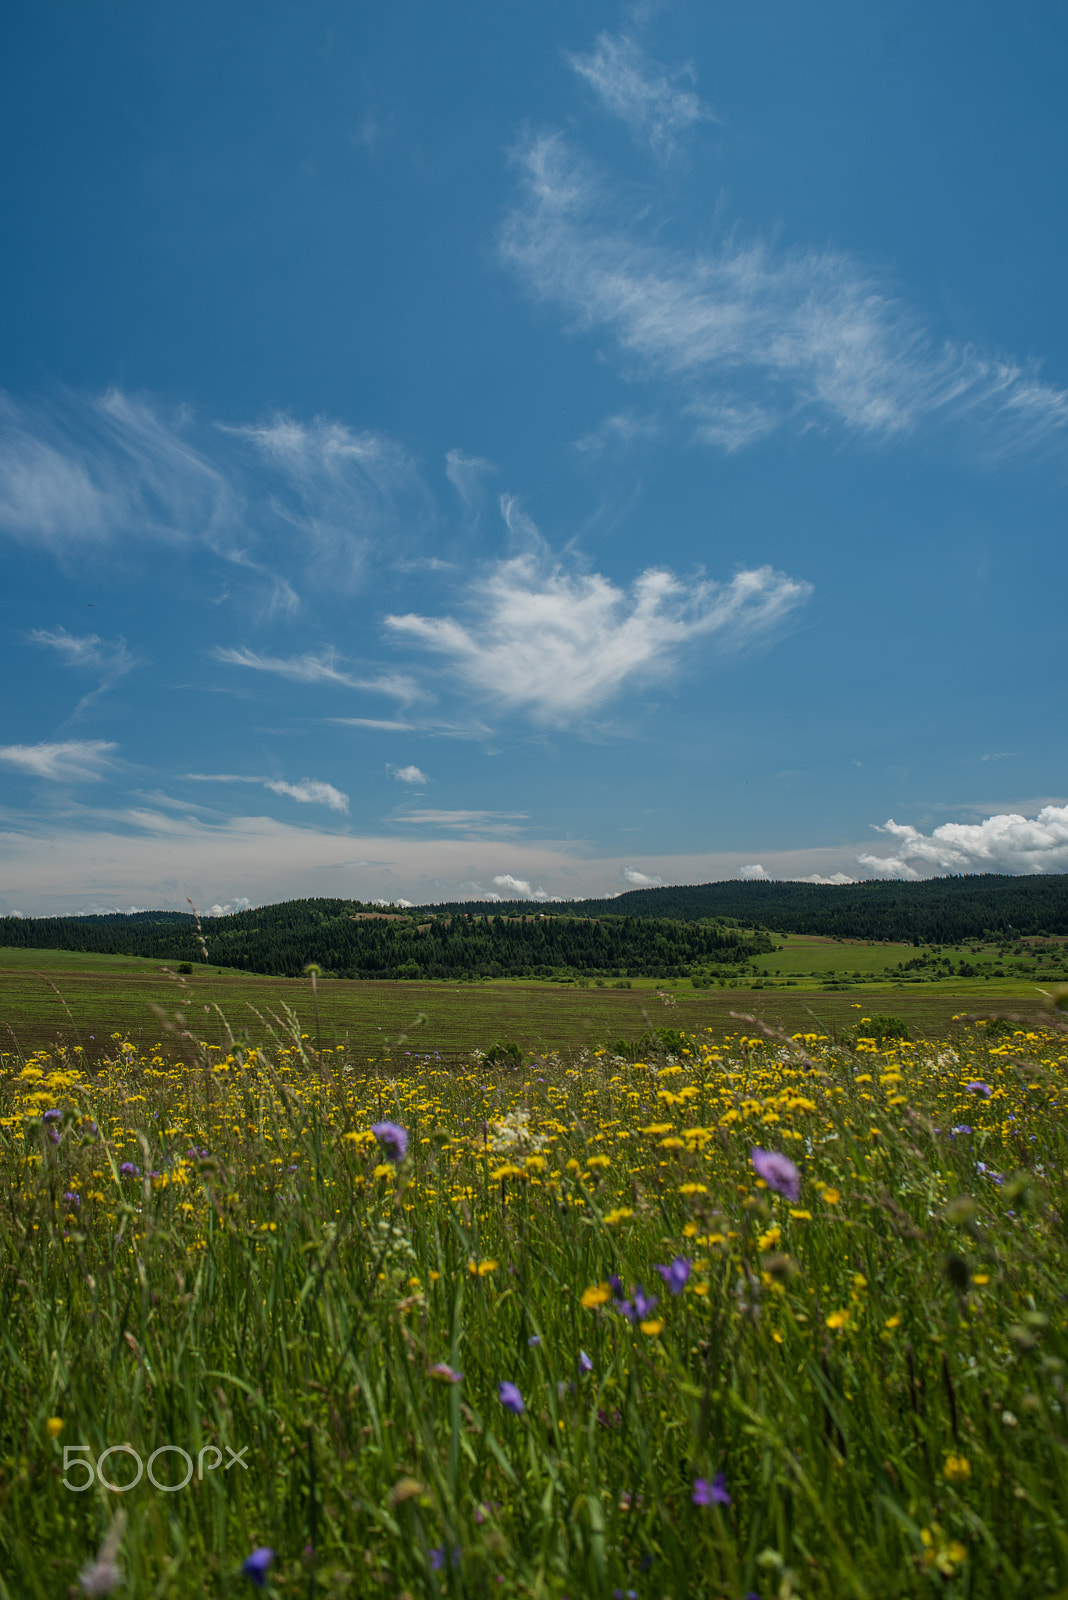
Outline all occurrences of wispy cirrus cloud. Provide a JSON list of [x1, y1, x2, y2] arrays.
[[213, 646, 425, 707], [30, 625, 138, 717], [573, 411, 658, 455], [500, 134, 1068, 458], [184, 771, 349, 813], [386, 549, 810, 724], [566, 31, 716, 158], [392, 809, 528, 828], [444, 449, 496, 521], [858, 803, 1068, 879], [227, 414, 436, 590], [0, 388, 241, 553], [0, 739, 118, 781], [0, 392, 434, 609]]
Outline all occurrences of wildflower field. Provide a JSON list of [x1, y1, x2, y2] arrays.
[[2, 1003, 1068, 1599]]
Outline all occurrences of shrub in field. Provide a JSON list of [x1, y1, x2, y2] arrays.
[[0, 1012, 1066, 1596], [483, 1040, 524, 1069], [858, 1012, 912, 1044]]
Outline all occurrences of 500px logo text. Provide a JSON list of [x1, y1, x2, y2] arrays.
[[63, 1444, 248, 1492]]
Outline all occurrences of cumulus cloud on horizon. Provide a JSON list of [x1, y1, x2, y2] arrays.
[[859, 803, 1068, 879], [621, 866, 663, 887], [490, 873, 560, 902]]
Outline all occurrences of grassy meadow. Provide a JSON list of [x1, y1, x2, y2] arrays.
[[2, 971, 1067, 1598], [0, 938, 1060, 1065]]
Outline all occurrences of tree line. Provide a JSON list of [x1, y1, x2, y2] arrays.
[[430, 874, 1068, 943], [0, 900, 774, 980]]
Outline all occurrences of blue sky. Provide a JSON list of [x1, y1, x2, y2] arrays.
[[2, 0, 1067, 914]]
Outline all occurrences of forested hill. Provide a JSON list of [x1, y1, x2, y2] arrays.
[[507, 875, 1068, 942], [3, 876, 1065, 974], [0, 899, 773, 980]]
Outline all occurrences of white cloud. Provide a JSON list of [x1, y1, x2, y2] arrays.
[[0, 811, 978, 916], [227, 414, 435, 590], [388, 764, 429, 785], [370, 896, 414, 908], [445, 449, 495, 515], [29, 626, 133, 675], [492, 873, 533, 896], [573, 411, 658, 454], [0, 392, 434, 609], [185, 771, 349, 813], [857, 804, 1068, 879], [566, 32, 715, 158], [205, 896, 253, 917], [329, 717, 414, 732], [214, 645, 426, 707], [738, 863, 768, 880], [799, 871, 856, 885], [491, 873, 560, 902], [0, 388, 241, 553], [621, 866, 663, 886], [0, 740, 117, 781], [501, 135, 1068, 457], [263, 778, 349, 813], [386, 552, 810, 723], [393, 809, 528, 830], [30, 625, 138, 717]]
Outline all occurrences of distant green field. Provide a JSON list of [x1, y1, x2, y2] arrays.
[[0, 943, 1050, 1061]]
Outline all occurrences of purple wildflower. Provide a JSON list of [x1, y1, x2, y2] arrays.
[[43, 1109, 62, 1123], [498, 1380, 524, 1415], [527, 1334, 541, 1347], [118, 1162, 140, 1178], [242, 1547, 274, 1587], [608, 1274, 625, 1299], [63, 1192, 81, 1210], [371, 1121, 409, 1162], [750, 1147, 801, 1203], [654, 1256, 692, 1295], [965, 1081, 993, 1097], [950, 1126, 972, 1137], [617, 1284, 658, 1325], [428, 1363, 463, 1384], [430, 1546, 461, 1571], [579, 1350, 593, 1375], [692, 1471, 731, 1507]]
